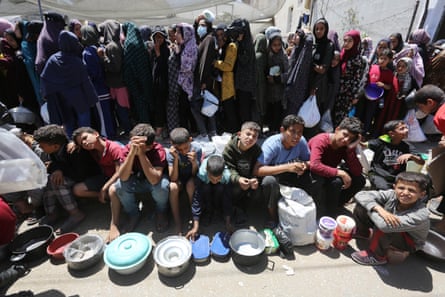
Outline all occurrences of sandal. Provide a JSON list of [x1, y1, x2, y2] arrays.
[[156, 212, 169, 233]]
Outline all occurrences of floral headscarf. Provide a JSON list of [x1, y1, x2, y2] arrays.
[[177, 23, 197, 99]]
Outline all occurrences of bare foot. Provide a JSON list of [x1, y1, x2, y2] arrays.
[[106, 224, 121, 243]]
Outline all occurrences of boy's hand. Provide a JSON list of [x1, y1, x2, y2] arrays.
[[249, 178, 259, 190], [169, 146, 179, 159], [187, 150, 197, 163], [374, 205, 401, 227], [397, 153, 412, 164], [66, 142, 78, 154], [239, 177, 251, 190], [50, 170, 64, 186], [186, 227, 198, 240], [98, 187, 108, 204], [337, 169, 352, 189]]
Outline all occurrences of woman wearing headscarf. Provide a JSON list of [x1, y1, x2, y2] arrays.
[[68, 19, 82, 40], [195, 13, 217, 138], [333, 30, 368, 126], [230, 18, 256, 123], [213, 24, 239, 134], [122, 22, 153, 123], [35, 12, 66, 75], [16, 20, 43, 106], [40, 31, 98, 137], [391, 32, 425, 88], [175, 23, 199, 134], [310, 18, 334, 118], [408, 28, 432, 70], [284, 29, 313, 116], [150, 25, 170, 139], [81, 24, 115, 138], [166, 24, 180, 132], [98, 19, 131, 135], [369, 38, 391, 66], [254, 32, 268, 129]]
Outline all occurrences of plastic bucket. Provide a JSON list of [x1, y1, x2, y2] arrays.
[[332, 229, 352, 251], [318, 216, 337, 238], [336, 215, 356, 235], [315, 230, 333, 251]]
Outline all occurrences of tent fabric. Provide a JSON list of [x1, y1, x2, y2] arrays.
[[1, 0, 285, 26]]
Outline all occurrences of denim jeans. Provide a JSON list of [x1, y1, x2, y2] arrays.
[[114, 174, 170, 216]]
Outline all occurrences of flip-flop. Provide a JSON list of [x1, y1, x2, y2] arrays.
[[191, 234, 210, 263], [210, 232, 230, 261]]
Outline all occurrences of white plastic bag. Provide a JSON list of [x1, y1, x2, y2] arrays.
[[0, 128, 47, 194], [404, 109, 427, 142], [278, 186, 317, 246], [200, 90, 219, 117], [297, 95, 320, 128], [320, 109, 333, 132]]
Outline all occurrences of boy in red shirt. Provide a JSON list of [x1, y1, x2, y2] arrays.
[[72, 127, 124, 203], [308, 117, 366, 218]]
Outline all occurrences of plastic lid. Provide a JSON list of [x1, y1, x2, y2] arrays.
[[192, 234, 210, 260], [104, 232, 151, 267], [211, 232, 230, 257], [319, 216, 337, 230]]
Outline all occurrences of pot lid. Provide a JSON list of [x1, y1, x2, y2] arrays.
[[104, 232, 151, 267]]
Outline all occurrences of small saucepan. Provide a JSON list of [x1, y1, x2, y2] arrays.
[[10, 225, 55, 262]]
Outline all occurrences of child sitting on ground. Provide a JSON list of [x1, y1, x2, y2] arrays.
[[186, 155, 233, 240], [72, 127, 124, 203], [351, 171, 430, 266], [167, 127, 202, 234], [364, 120, 424, 190], [34, 125, 101, 234], [223, 121, 262, 224]]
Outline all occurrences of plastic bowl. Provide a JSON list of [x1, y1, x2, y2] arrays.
[[47, 233, 79, 260], [364, 83, 384, 101]]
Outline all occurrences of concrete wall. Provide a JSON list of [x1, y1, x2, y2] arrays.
[[273, 0, 436, 43]]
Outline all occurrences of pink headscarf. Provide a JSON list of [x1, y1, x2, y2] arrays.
[[340, 30, 361, 74]]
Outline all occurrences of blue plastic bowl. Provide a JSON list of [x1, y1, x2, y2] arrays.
[[365, 83, 384, 100]]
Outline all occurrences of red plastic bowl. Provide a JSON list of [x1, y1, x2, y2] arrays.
[[47, 233, 79, 260]]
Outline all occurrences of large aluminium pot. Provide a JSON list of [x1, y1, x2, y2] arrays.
[[229, 229, 266, 266], [154, 236, 192, 277], [10, 225, 55, 262]]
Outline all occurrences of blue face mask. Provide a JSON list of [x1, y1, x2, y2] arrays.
[[197, 26, 207, 39]]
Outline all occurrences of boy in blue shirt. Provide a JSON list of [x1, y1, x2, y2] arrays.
[[167, 127, 202, 234], [253, 115, 313, 227], [186, 155, 233, 239]]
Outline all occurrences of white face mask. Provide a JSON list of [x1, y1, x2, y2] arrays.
[[197, 26, 207, 39]]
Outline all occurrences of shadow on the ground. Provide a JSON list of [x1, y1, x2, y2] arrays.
[[373, 256, 433, 292], [157, 262, 196, 288], [107, 255, 155, 286]]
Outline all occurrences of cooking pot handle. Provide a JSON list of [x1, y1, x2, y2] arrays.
[[10, 253, 26, 262]]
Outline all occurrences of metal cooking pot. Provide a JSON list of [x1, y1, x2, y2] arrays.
[[10, 225, 55, 262], [8, 105, 36, 125], [64, 234, 105, 270], [154, 236, 191, 277], [229, 229, 266, 266], [418, 230, 445, 261]]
